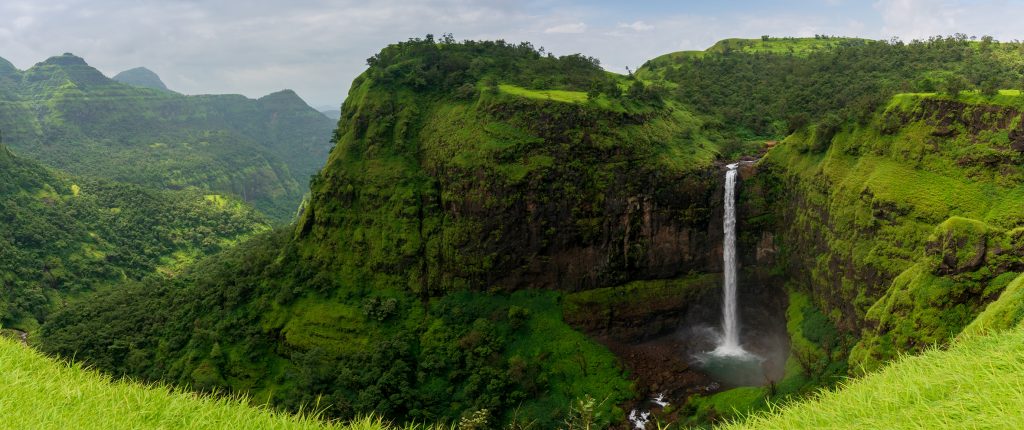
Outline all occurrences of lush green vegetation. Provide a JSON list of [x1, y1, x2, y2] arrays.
[[723, 327, 1024, 429], [40, 229, 634, 428], [41, 37, 724, 427], [0, 335, 455, 430], [0, 53, 335, 221], [755, 91, 1024, 374], [640, 35, 1024, 139], [0, 137, 267, 332], [29, 35, 1024, 430]]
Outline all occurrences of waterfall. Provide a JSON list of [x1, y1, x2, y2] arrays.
[[713, 162, 747, 357]]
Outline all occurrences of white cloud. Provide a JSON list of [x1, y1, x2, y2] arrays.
[[544, 22, 587, 34], [873, 0, 1024, 41], [873, 0, 961, 40], [12, 16, 33, 30], [618, 21, 653, 32]]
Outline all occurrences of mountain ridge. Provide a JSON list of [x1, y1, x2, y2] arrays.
[[0, 53, 336, 221]]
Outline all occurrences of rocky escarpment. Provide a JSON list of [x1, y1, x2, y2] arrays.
[[297, 82, 735, 297], [758, 94, 1024, 371]]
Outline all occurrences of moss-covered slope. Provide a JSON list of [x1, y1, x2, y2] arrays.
[[758, 92, 1024, 372], [297, 52, 721, 295], [725, 327, 1024, 430]]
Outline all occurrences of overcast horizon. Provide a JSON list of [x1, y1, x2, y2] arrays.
[[3, 0, 1023, 109]]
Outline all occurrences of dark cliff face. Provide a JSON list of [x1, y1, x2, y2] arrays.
[[451, 166, 724, 292]]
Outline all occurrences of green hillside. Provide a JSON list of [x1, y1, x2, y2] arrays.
[[0, 139, 267, 332], [0, 335, 428, 430], [38, 36, 730, 428], [725, 326, 1024, 429], [0, 53, 335, 221], [34, 35, 1024, 430], [638, 35, 1023, 139], [755, 91, 1024, 373]]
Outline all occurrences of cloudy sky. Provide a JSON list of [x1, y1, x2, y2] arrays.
[[1, 0, 1022, 109]]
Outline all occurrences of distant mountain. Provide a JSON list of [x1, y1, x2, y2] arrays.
[[319, 109, 340, 120], [112, 66, 172, 92], [0, 53, 335, 221], [315, 105, 341, 120]]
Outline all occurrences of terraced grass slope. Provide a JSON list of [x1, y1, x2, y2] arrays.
[[0, 336, 429, 430], [725, 327, 1024, 430], [0, 53, 335, 221]]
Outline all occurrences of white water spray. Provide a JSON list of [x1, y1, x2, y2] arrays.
[[713, 163, 748, 357]]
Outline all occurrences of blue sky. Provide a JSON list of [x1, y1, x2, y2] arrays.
[[1, 0, 1022, 108]]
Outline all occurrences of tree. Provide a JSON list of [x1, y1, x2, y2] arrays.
[[626, 80, 645, 100], [941, 74, 968, 97]]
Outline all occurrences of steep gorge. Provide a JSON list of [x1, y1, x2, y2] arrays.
[[34, 37, 1024, 429]]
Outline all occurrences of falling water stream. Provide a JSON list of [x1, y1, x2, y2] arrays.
[[694, 161, 763, 388], [713, 163, 746, 357], [629, 162, 775, 428]]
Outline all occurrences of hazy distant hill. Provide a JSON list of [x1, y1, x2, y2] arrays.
[[0, 53, 335, 221], [319, 109, 340, 120], [315, 105, 341, 120], [112, 67, 172, 92]]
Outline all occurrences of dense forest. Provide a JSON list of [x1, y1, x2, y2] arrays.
[[639, 35, 1024, 146], [4, 31, 1024, 430], [0, 133, 267, 333]]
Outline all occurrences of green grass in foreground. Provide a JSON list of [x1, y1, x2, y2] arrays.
[[0, 337, 443, 430], [723, 327, 1024, 429]]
